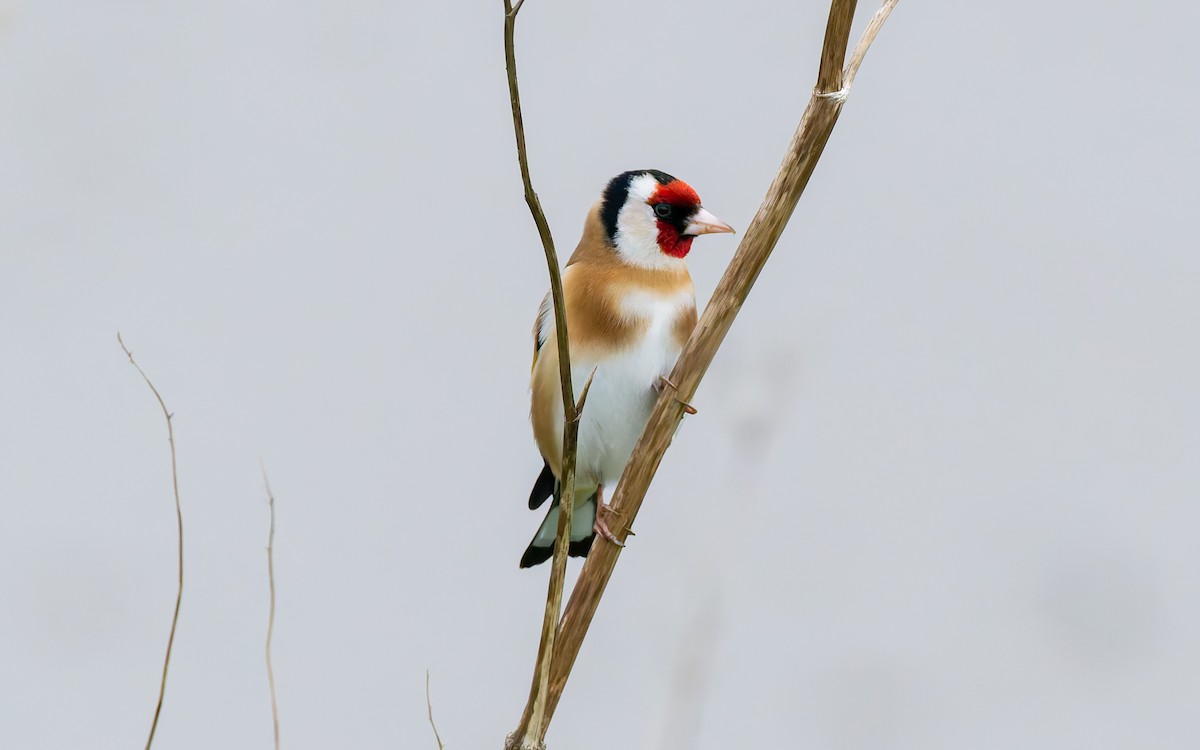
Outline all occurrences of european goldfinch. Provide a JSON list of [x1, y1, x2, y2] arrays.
[[521, 170, 734, 568]]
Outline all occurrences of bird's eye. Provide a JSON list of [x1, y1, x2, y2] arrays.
[[653, 203, 673, 218]]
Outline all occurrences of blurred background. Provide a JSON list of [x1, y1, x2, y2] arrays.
[[2, 1, 1198, 748]]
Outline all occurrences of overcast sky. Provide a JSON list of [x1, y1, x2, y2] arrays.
[[2, 1, 1199, 748]]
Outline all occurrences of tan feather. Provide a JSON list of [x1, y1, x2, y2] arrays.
[[529, 203, 698, 478]]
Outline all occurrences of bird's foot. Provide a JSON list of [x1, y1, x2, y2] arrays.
[[656, 376, 698, 415], [594, 502, 625, 548]]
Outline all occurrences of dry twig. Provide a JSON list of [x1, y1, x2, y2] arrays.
[[426, 671, 445, 750], [505, 0, 901, 741], [117, 333, 184, 750], [261, 463, 281, 750], [502, 0, 588, 747]]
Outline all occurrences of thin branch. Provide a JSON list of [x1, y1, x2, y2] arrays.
[[261, 462, 281, 750], [502, 1, 583, 748], [519, 423, 576, 750], [574, 366, 599, 417], [816, 0, 858, 93], [502, 0, 573, 420], [117, 333, 184, 750], [426, 671, 445, 750], [509, 0, 901, 735], [843, 0, 899, 89]]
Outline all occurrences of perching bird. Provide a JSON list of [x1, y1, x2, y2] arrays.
[[521, 170, 734, 568]]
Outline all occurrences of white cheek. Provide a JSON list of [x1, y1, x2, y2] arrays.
[[614, 203, 658, 257], [613, 174, 686, 271]]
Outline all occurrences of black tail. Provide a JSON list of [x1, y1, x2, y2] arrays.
[[519, 472, 598, 568], [519, 534, 595, 568]]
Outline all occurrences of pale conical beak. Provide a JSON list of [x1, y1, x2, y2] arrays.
[[682, 206, 736, 236]]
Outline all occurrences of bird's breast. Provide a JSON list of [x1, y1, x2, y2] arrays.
[[613, 287, 695, 374], [568, 287, 695, 483], [532, 267, 698, 485]]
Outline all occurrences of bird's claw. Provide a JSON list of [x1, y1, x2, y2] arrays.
[[594, 503, 626, 547], [656, 376, 698, 415]]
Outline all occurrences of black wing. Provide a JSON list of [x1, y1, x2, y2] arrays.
[[528, 460, 557, 510]]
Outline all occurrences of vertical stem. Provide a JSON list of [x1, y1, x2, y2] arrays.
[[261, 464, 281, 750], [502, 1, 582, 746], [818, 0, 858, 92], [117, 334, 185, 750], [426, 671, 445, 750]]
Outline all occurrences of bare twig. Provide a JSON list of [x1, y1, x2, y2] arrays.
[[843, 0, 899, 90], [502, 1, 588, 748], [261, 462, 281, 750], [574, 366, 599, 418], [117, 333, 184, 750], [507, 0, 901, 737], [816, 0, 859, 93], [426, 671, 445, 750], [502, 0, 573, 420]]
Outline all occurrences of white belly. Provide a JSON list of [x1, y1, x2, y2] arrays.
[[573, 297, 686, 488]]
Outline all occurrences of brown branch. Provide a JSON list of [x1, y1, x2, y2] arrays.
[[510, 0, 901, 738], [502, 0, 573, 420], [426, 671, 445, 750], [844, 0, 899, 90], [117, 333, 185, 750], [261, 463, 281, 750], [502, 1, 584, 748], [574, 366, 599, 418], [817, 0, 858, 93]]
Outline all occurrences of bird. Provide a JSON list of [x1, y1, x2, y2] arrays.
[[520, 169, 734, 568]]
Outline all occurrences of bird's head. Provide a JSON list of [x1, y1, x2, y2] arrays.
[[599, 169, 734, 268]]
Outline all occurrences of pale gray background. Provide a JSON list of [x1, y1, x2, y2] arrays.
[[2, 1, 1198, 748]]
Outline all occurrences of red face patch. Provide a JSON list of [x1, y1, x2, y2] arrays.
[[650, 179, 702, 258], [651, 180, 701, 207], [656, 224, 695, 258]]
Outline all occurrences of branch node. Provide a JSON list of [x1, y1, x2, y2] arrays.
[[813, 85, 851, 103]]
